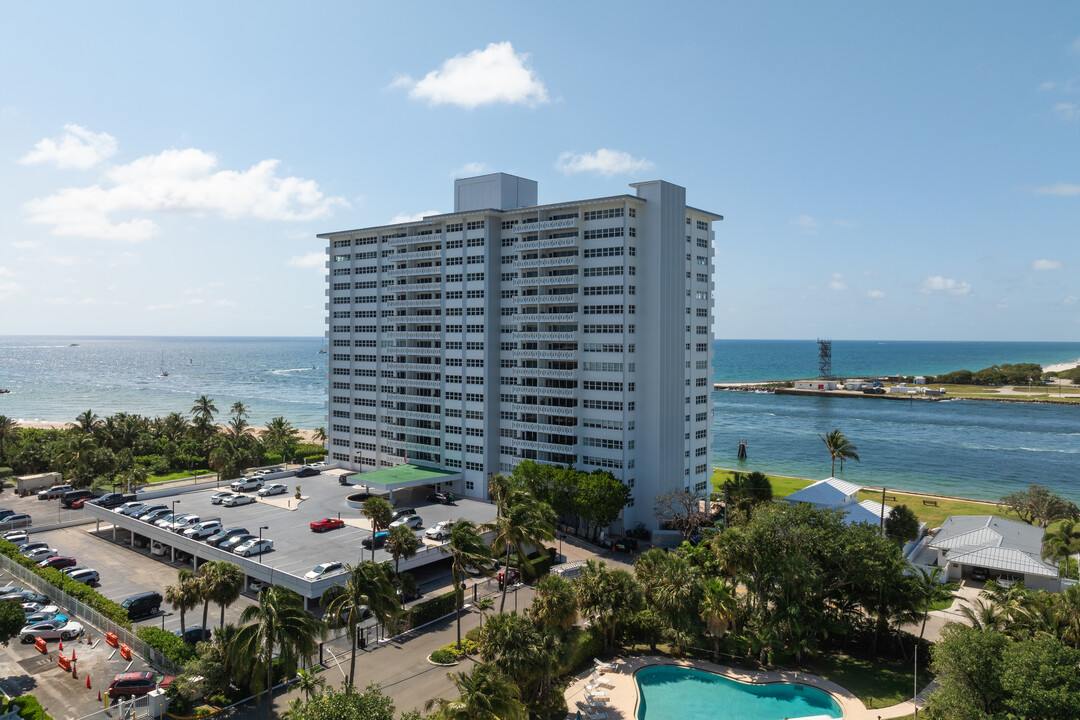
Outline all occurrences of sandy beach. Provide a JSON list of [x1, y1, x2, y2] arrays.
[[1043, 359, 1080, 373], [14, 420, 321, 444]]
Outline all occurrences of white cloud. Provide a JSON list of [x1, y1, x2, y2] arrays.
[[0, 267, 11, 277], [1032, 259, 1062, 271], [865, 290, 886, 298], [390, 210, 441, 224], [828, 273, 847, 291], [1033, 183, 1080, 196], [10, 241, 36, 249], [555, 149, 653, 178], [833, 219, 858, 228], [287, 251, 326, 270], [213, 299, 236, 308], [23, 147, 348, 241], [19, 124, 118, 170], [922, 275, 972, 296], [1064, 296, 1078, 306], [790, 215, 820, 234], [1053, 102, 1080, 120], [397, 42, 548, 109], [452, 162, 492, 178]]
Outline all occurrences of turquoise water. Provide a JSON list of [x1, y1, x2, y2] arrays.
[[635, 665, 842, 720]]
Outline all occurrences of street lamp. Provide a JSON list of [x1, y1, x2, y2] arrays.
[[171, 499, 181, 519], [258, 525, 269, 564], [169, 500, 181, 563]]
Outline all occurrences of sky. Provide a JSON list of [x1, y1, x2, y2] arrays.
[[1, 3, 1078, 341]]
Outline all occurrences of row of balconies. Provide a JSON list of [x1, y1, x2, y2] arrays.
[[512, 293, 579, 305]]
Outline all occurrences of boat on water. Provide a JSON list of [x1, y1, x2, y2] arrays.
[[158, 351, 169, 378], [317, 349, 328, 354], [69, 343, 79, 347]]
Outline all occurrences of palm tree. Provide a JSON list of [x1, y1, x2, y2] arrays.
[[819, 428, 860, 476], [191, 396, 218, 424], [488, 473, 512, 516], [911, 566, 954, 642], [385, 524, 419, 589], [200, 561, 245, 635], [261, 416, 299, 464], [440, 520, 494, 651], [321, 561, 399, 692], [293, 668, 325, 702], [1043, 520, 1080, 578], [0, 415, 19, 463], [227, 402, 251, 439], [699, 577, 737, 661], [575, 559, 644, 650], [74, 409, 101, 434], [474, 597, 494, 628], [957, 596, 1007, 632], [312, 427, 327, 445], [484, 487, 555, 612], [233, 586, 326, 720], [164, 569, 203, 640], [360, 497, 393, 563], [528, 574, 578, 634], [425, 663, 527, 720]]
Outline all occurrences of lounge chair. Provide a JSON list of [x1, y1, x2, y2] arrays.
[[593, 657, 619, 672], [588, 674, 615, 688], [584, 712, 609, 720], [584, 688, 609, 701]]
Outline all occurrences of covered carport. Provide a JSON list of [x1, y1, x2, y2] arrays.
[[344, 464, 462, 506]]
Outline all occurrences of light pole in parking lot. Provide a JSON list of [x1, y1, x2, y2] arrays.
[[258, 525, 268, 564], [170, 500, 181, 563]]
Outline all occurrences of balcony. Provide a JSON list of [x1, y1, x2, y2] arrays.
[[513, 276, 579, 288], [382, 331, 442, 340], [511, 367, 578, 379], [384, 346, 443, 356], [511, 349, 577, 360], [511, 420, 579, 435], [511, 402, 576, 417], [384, 297, 443, 309], [387, 441, 444, 454], [387, 265, 445, 278], [515, 236, 578, 252], [385, 232, 443, 247], [513, 256, 579, 271], [390, 425, 442, 439], [383, 409, 443, 422], [512, 293, 578, 306], [390, 249, 444, 261], [387, 378, 443, 390], [526, 385, 577, 398], [384, 361, 443, 372], [513, 332, 577, 342], [511, 438, 580, 455], [515, 313, 577, 324]]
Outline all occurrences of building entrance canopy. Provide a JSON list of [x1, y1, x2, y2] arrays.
[[346, 464, 462, 494]]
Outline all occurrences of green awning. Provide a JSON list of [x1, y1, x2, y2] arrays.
[[346, 464, 461, 492]]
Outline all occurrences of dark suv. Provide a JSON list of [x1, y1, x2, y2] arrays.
[[121, 591, 162, 620], [90, 493, 136, 509], [108, 671, 173, 698], [61, 490, 96, 508]]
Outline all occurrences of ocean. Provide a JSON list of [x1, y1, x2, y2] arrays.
[[1, 336, 1078, 503]]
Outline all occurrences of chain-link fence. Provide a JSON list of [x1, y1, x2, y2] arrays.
[[0, 554, 182, 675]]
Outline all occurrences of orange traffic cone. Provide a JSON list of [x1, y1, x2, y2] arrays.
[[97, 690, 101, 702], [58, 640, 63, 651], [86, 674, 91, 689], [71, 648, 76, 661]]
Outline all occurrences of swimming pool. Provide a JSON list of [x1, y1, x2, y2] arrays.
[[635, 665, 843, 720]]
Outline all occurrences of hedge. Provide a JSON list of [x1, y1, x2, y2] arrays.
[[407, 590, 458, 628], [0, 539, 131, 628], [1, 695, 54, 720], [136, 625, 197, 665]]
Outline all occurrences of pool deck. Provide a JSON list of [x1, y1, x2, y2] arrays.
[[564, 655, 934, 719]]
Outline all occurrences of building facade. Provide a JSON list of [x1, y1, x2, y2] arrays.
[[318, 173, 721, 531]]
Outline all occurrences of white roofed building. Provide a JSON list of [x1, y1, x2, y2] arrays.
[[925, 515, 1060, 591], [784, 477, 893, 528]]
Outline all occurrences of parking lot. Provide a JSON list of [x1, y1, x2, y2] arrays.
[[83, 472, 497, 603]]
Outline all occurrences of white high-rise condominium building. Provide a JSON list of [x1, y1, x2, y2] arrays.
[[318, 173, 721, 532]]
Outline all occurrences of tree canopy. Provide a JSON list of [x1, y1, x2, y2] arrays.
[[1000, 483, 1080, 528]]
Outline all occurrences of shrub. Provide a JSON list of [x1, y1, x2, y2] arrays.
[[408, 590, 457, 628], [208, 694, 230, 708], [136, 626, 197, 665], [295, 443, 326, 458], [6, 695, 54, 720], [429, 648, 457, 664], [0, 467, 13, 479], [433, 638, 477, 660], [563, 626, 605, 676]]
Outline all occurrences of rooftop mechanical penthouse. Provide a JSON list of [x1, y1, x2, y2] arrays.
[[318, 173, 722, 533]]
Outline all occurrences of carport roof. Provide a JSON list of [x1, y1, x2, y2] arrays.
[[346, 464, 461, 492]]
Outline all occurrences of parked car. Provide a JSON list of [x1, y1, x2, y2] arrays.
[[222, 494, 256, 507], [167, 514, 201, 532], [24, 611, 67, 625], [426, 492, 455, 504], [173, 626, 206, 644], [67, 568, 99, 585], [16, 541, 48, 554], [38, 556, 76, 570], [0, 514, 32, 529], [219, 533, 256, 552], [233, 538, 273, 557], [210, 491, 234, 505], [69, 499, 88, 509], [230, 477, 263, 492], [425, 521, 454, 540], [107, 672, 174, 699], [60, 489, 96, 508], [115, 502, 145, 516], [304, 562, 344, 580], [61, 566, 90, 576], [183, 520, 223, 540], [389, 514, 422, 530], [21, 603, 59, 616], [1, 531, 28, 543], [153, 513, 180, 528], [294, 466, 320, 478], [140, 508, 172, 524], [391, 507, 417, 521], [497, 567, 521, 587], [20, 620, 84, 643], [0, 509, 14, 520], [0, 585, 22, 596], [121, 591, 162, 620], [2, 591, 49, 605], [150, 541, 169, 556], [131, 504, 168, 519], [37, 485, 73, 500], [89, 493, 135, 509], [258, 483, 288, 497], [309, 518, 345, 533], [23, 548, 58, 562], [361, 531, 389, 549], [206, 527, 248, 547]]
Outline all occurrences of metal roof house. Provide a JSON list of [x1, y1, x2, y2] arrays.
[[784, 478, 894, 527], [927, 515, 1060, 591]]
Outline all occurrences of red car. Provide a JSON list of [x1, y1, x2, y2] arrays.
[[497, 568, 521, 586], [70, 499, 86, 509], [108, 671, 174, 698], [38, 556, 77, 570], [310, 518, 345, 533]]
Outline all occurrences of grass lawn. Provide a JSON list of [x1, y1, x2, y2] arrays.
[[806, 653, 924, 709], [934, 383, 1080, 403], [713, 467, 1019, 528], [147, 468, 213, 483]]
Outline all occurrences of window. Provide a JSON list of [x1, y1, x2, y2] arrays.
[[583, 247, 623, 258], [583, 456, 622, 469], [583, 380, 623, 391], [583, 324, 623, 334], [467, 237, 485, 247], [584, 305, 623, 315], [583, 362, 622, 372], [583, 343, 623, 352], [446, 222, 463, 233], [583, 437, 623, 449], [583, 399, 623, 410], [583, 208, 623, 221], [583, 227, 624, 240], [583, 285, 623, 296], [583, 266, 623, 277], [466, 220, 485, 230]]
